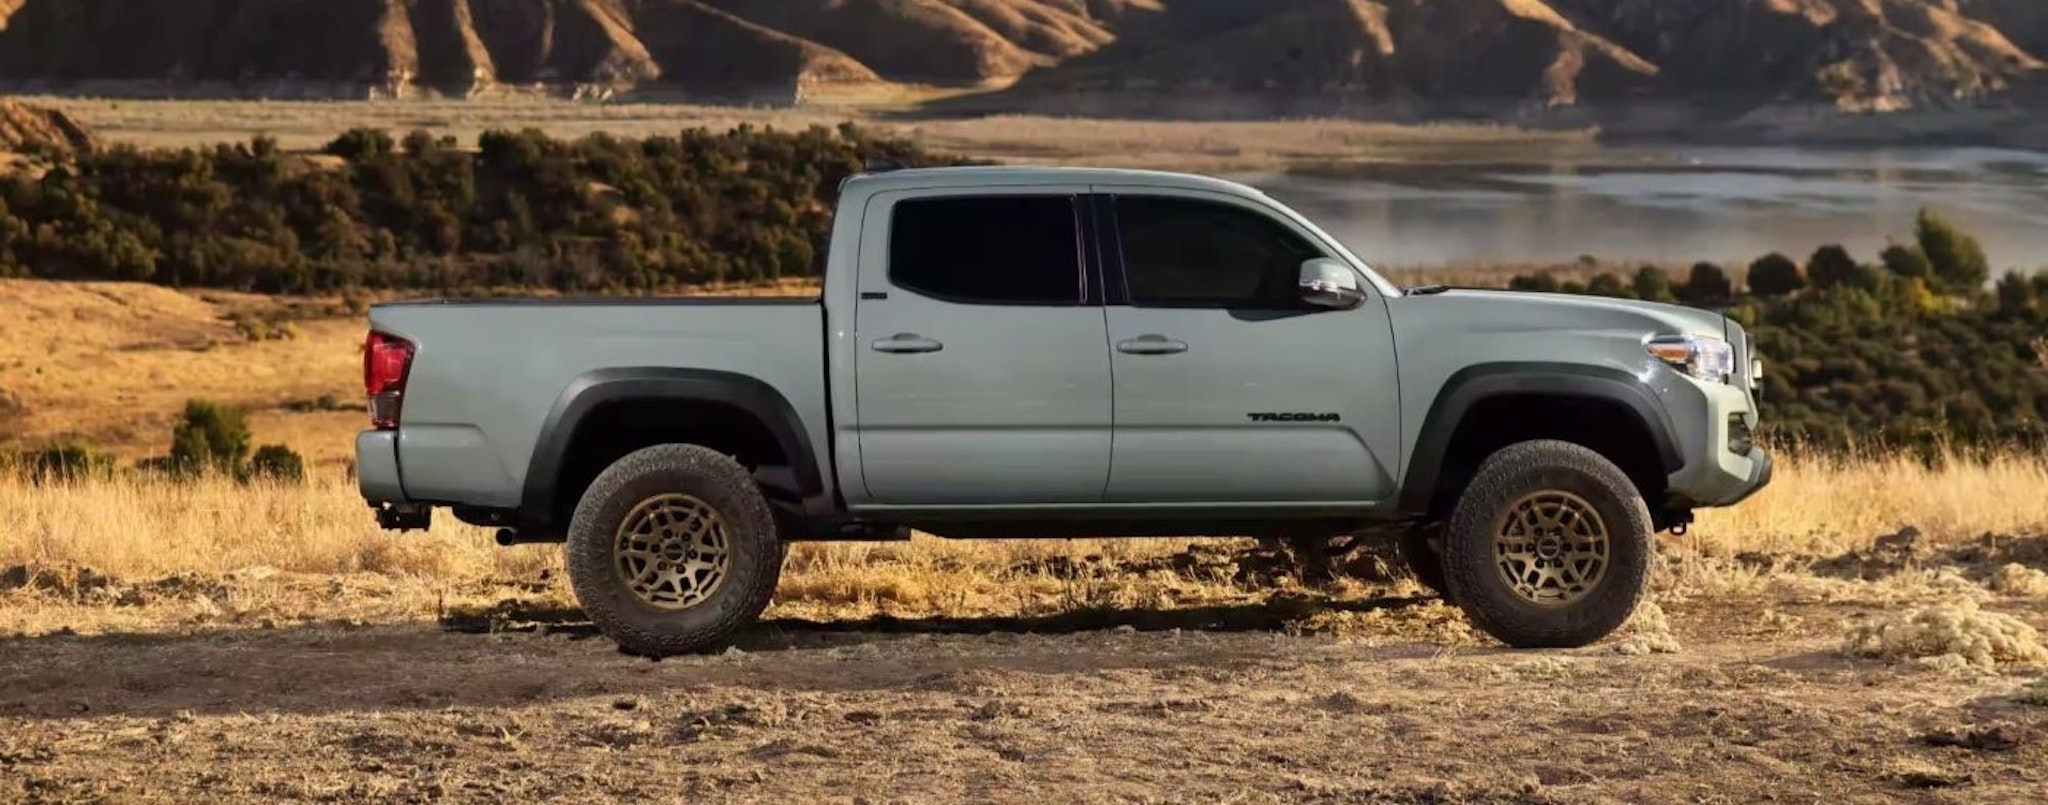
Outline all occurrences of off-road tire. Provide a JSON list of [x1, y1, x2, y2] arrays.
[[1440, 439, 1652, 648], [1397, 524, 1449, 599], [565, 444, 783, 658]]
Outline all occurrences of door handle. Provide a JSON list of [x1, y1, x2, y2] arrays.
[[871, 333, 944, 354], [1116, 334, 1189, 355]]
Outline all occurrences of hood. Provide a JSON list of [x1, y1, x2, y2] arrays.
[[1399, 287, 1732, 341]]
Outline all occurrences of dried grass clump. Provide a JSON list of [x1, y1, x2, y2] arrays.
[[1612, 600, 1682, 655], [1286, 600, 1478, 646], [1505, 656, 1580, 679], [1841, 599, 2048, 671], [1987, 563, 2048, 597]]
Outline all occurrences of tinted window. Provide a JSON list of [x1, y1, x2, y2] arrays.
[[1114, 195, 1326, 308], [888, 195, 1083, 304]]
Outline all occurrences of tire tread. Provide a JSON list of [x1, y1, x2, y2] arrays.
[[564, 443, 782, 658], [1440, 439, 1653, 648]]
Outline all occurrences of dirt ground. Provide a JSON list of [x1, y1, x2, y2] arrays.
[[4, 536, 2047, 804]]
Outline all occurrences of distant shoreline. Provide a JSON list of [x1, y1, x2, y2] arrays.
[[21, 93, 2048, 177]]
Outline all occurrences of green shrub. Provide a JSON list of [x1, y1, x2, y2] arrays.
[[1678, 262, 1733, 307], [1880, 243, 1931, 279], [1632, 265, 1676, 303], [167, 399, 250, 478], [1585, 272, 1630, 298], [1916, 208, 1989, 293], [1748, 253, 1805, 297], [248, 444, 306, 483], [11, 441, 117, 484], [1804, 246, 1856, 291], [1507, 273, 1560, 293], [1996, 271, 2037, 313]]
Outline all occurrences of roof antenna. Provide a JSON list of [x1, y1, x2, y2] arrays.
[[863, 156, 905, 173]]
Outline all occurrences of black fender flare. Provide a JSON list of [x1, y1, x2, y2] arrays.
[[517, 367, 827, 530], [1397, 362, 1684, 514]]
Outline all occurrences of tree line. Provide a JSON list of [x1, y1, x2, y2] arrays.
[[0, 123, 974, 293]]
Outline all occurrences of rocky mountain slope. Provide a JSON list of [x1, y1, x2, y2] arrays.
[[0, 0, 2040, 118]]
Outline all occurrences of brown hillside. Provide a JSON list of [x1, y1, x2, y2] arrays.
[[0, 0, 893, 99], [698, 0, 1067, 84], [0, 0, 2040, 118], [407, 0, 496, 91], [0, 0, 408, 87], [627, 1, 883, 97], [1547, 0, 2043, 110], [457, 0, 660, 89], [953, 0, 2045, 117], [945, 0, 1120, 58], [1002, 0, 1659, 107], [0, 96, 92, 153], [1960, 0, 2048, 56], [1027, 0, 1402, 94]]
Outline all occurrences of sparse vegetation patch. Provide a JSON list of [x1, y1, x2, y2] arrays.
[[1841, 599, 2048, 671]]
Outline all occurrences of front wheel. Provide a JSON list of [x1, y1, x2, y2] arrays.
[[1440, 439, 1653, 648], [564, 444, 784, 658]]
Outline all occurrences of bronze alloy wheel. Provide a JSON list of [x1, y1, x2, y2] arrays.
[[613, 493, 731, 610], [566, 443, 785, 657], [1490, 490, 1610, 606]]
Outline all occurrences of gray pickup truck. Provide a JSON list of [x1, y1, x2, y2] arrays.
[[356, 164, 1771, 657]]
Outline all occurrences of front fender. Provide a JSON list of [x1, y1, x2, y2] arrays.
[[1396, 361, 1684, 513]]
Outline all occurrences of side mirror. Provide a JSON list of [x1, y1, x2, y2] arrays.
[[1299, 258, 1366, 309]]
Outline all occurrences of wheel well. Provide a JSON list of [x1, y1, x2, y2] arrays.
[[549, 398, 789, 527], [1425, 393, 1670, 522]]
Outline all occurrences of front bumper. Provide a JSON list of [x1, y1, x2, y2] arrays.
[[1699, 446, 1772, 507], [1662, 375, 1774, 508]]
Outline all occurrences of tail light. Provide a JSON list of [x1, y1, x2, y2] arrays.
[[364, 330, 415, 430]]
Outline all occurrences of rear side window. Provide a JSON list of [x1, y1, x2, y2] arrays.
[[887, 195, 1084, 305]]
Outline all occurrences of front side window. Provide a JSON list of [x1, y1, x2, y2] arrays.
[[1113, 194, 1326, 308], [887, 194, 1083, 305]]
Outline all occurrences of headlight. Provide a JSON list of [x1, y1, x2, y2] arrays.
[[1646, 334, 1734, 383]]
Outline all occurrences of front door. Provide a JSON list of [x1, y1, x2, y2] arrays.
[[851, 188, 1113, 505], [1097, 188, 1401, 504]]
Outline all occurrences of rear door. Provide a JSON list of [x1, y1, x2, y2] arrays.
[[1096, 187, 1402, 504], [850, 186, 1114, 505]]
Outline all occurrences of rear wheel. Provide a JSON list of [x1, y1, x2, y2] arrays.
[[1440, 439, 1652, 648], [565, 444, 783, 658]]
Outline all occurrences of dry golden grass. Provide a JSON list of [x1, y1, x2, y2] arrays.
[[0, 279, 366, 465], [3, 446, 2044, 635], [1683, 449, 2048, 556]]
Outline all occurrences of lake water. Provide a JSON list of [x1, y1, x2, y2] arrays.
[[1233, 145, 2048, 274]]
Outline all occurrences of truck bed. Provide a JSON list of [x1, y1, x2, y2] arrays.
[[364, 296, 829, 510]]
